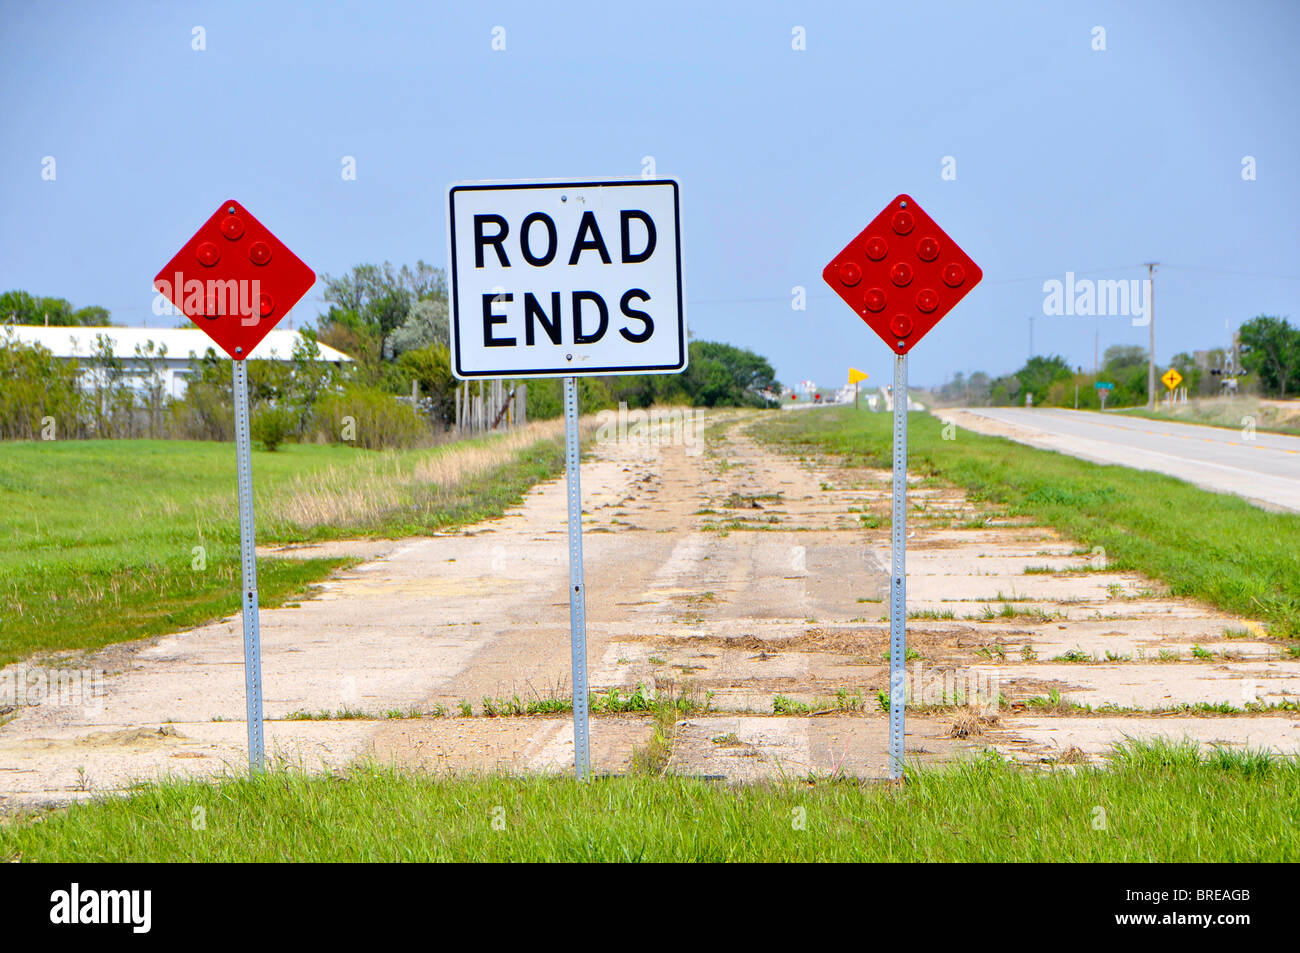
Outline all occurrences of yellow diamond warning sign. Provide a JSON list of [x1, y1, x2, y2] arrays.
[[1161, 367, 1183, 391]]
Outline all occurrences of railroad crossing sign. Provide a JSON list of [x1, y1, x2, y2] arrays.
[[1162, 367, 1183, 391], [447, 178, 687, 779], [823, 194, 983, 355], [447, 179, 684, 379], [154, 199, 317, 774], [823, 194, 983, 779], [154, 199, 315, 360]]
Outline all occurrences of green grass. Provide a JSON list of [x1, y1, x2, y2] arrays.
[[2, 739, 1295, 862], [907, 609, 954, 621], [883, 647, 923, 660], [0, 433, 566, 664], [1023, 694, 1298, 716], [772, 694, 813, 715], [755, 407, 1300, 638], [773, 689, 867, 714], [469, 685, 692, 719]]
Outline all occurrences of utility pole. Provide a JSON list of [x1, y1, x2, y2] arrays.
[[1145, 262, 1158, 410], [1028, 314, 1034, 360], [1094, 315, 1100, 376]]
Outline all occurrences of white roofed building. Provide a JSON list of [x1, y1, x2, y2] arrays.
[[3, 325, 352, 398]]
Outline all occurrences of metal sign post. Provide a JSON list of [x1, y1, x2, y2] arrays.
[[822, 193, 983, 781], [888, 356, 908, 779], [232, 360, 266, 773], [446, 178, 687, 780], [155, 199, 316, 777], [563, 377, 592, 779]]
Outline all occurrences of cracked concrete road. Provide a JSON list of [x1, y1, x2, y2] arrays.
[[2, 409, 1297, 809]]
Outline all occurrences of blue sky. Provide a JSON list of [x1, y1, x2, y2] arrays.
[[2, 0, 1297, 389]]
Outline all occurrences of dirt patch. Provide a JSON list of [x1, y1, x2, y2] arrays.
[[7, 725, 184, 751]]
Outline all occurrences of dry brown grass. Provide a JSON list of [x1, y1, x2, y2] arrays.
[[1133, 395, 1300, 435], [258, 419, 568, 532], [1056, 745, 1088, 764], [949, 708, 1000, 738]]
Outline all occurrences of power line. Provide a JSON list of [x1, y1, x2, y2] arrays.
[[1160, 263, 1300, 282], [1145, 262, 1158, 411], [981, 263, 1149, 287]]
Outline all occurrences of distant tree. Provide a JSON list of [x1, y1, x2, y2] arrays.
[[934, 369, 996, 406], [395, 343, 457, 426], [315, 321, 375, 370], [1102, 345, 1149, 405], [0, 330, 85, 439], [990, 374, 1021, 406], [607, 371, 660, 409], [245, 355, 291, 406], [935, 371, 969, 405], [1102, 344, 1146, 371], [72, 305, 111, 325], [1013, 354, 1073, 402], [88, 334, 133, 437], [134, 340, 169, 438], [678, 340, 779, 407], [0, 290, 112, 326], [1170, 351, 1203, 394], [317, 261, 447, 362], [388, 298, 449, 356], [1239, 315, 1299, 397], [286, 331, 341, 436], [178, 349, 235, 440]]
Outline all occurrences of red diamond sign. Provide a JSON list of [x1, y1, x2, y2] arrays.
[[154, 199, 316, 360], [823, 193, 982, 355]]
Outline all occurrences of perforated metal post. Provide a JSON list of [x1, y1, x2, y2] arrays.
[[563, 377, 592, 779], [889, 354, 908, 779], [232, 359, 265, 773]]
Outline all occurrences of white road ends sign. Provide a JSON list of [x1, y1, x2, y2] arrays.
[[448, 179, 686, 379]]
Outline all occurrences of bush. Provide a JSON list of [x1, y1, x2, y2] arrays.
[[395, 344, 457, 427], [525, 378, 564, 420], [251, 403, 294, 451], [172, 381, 233, 441], [0, 332, 85, 439], [313, 384, 426, 449], [170, 350, 234, 441]]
